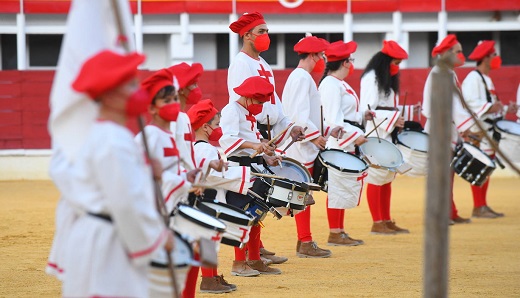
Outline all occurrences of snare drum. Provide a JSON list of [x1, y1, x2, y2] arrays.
[[397, 130, 429, 177], [149, 232, 193, 297], [494, 120, 520, 163], [196, 200, 254, 248], [266, 157, 321, 191], [359, 137, 405, 172], [170, 204, 227, 242], [243, 197, 271, 222], [451, 142, 496, 186], [314, 149, 368, 192]]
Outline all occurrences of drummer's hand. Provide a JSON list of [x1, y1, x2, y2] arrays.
[[186, 168, 202, 183], [330, 126, 344, 139], [364, 110, 376, 121], [413, 102, 422, 117], [263, 154, 283, 167], [396, 116, 405, 128], [354, 135, 368, 146], [487, 101, 503, 114], [460, 129, 471, 139], [290, 126, 306, 142], [164, 230, 175, 252], [209, 159, 227, 172], [311, 136, 327, 150], [193, 187, 203, 196], [507, 102, 518, 114], [150, 158, 163, 181]]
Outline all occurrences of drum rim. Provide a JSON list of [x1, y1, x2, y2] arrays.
[[152, 230, 193, 268], [396, 131, 429, 153], [495, 119, 520, 135], [266, 156, 313, 182], [267, 197, 306, 210], [176, 204, 227, 232], [197, 200, 254, 227], [221, 237, 246, 248], [460, 142, 496, 168], [360, 138, 405, 169], [270, 178, 308, 192], [318, 148, 368, 173]]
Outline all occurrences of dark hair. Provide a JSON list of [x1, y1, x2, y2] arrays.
[[361, 52, 399, 97], [476, 60, 484, 66], [298, 53, 310, 60], [152, 85, 176, 105], [318, 58, 348, 86], [207, 112, 222, 125]]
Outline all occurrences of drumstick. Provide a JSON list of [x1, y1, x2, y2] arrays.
[[281, 127, 307, 154], [320, 105, 324, 136], [367, 104, 381, 143], [401, 91, 408, 117], [365, 118, 388, 137], [336, 129, 343, 142], [251, 172, 286, 180], [267, 115, 271, 141], [250, 122, 294, 158]]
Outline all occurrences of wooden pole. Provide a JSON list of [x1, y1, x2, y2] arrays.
[[424, 60, 453, 298]]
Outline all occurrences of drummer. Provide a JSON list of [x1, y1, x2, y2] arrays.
[[462, 40, 518, 218], [359, 40, 410, 234], [422, 34, 474, 225], [219, 76, 284, 275], [318, 40, 371, 245]]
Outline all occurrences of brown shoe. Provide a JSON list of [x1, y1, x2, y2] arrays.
[[231, 260, 260, 277], [259, 247, 275, 256], [304, 193, 315, 206], [385, 220, 410, 234], [340, 232, 365, 245], [216, 274, 236, 291], [487, 206, 504, 217], [472, 206, 498, 219], [452, 216, 472, 224], [297, 241, 332, 258], [260, 256, 273, 266], [261, 254, 288, 264], [296, 240, 301, 252], [247, 260, 282, 275], [371, 222, 397, 235], [327, 232, 362, 246], [199, 276, 232, 293]]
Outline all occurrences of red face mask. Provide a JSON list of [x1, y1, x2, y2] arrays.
[[312, 56, 325, 73], [186, 87, 202, 104], [158, 102, 181, 121], [208, 126, 223, 142], [252, 33, 270, 52], [454, 53, 466, 67], [348, 62, 355, 76], [126, 88, 150, 117], [246, 99, 264, 116], [389, 64, 400, 76], [490, 56, 502, 70]]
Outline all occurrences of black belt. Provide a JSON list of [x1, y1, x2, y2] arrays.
[[343, 119, 365, 132], [257, 122, 269, 131], [87, 212, 112, 223], [228, 155, 265, 167], [375, 106, 399, 111]]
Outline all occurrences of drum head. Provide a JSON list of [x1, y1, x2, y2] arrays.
[[266, 157, 311, 183], [495, 120, 520, 136], [397, 131, 429, 152], [178, 205, 227, 232], [200, 201, 253, 222], [360, 138, 404, 168], [462, 143, 495, 167], [320, 149, 367, 172]]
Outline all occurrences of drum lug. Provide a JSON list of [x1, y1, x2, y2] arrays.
[[287, 191, 293, 202], [459, 159, 473, 176]]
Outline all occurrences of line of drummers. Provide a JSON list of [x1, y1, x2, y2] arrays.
[[143, 35, 518, 296]]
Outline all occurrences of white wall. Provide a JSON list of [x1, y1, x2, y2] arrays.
[[407, 32, 430, 68], [142, 34, 170, 70], [353, 32, 383, 68], [193, 34, 217, 70]]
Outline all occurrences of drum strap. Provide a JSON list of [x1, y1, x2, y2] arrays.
[[228, 155, 265, 167], [474, 70, 493, 103], [343, 119, 365, 132], [256, 122, 270, 140], [87, 212, 112, 223]]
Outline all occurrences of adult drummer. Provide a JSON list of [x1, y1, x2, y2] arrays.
[[422, 34, 474, 225], [318, 40, 371, 245], [462, 40, 518, 218], [360, 40, 409, 235]]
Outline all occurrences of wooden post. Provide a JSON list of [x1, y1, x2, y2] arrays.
[[424, 61, 453, 298]]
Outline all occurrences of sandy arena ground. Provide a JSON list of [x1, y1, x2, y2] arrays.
[[1, 176, 519, 297]]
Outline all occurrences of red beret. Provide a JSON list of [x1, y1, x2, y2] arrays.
[[431, 34, 458, 57], [468, 40, 496, 61], [325, 41, 357, 62], [187, 99, 218, 130], [233, 76, 274, 102], [381, 40, 408, 60], [229, 12, 266, 37], [293, 36, 330, 54], [72, 50, 144, 99], [140, 68, 175, 103], [169, 62, 203, 89]]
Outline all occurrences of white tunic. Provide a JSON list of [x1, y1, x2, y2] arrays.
[[62, 120, 168, 298], [319, 75, 365, 153], [170, 112, 197, 170], [422, 66, 475, 149], [219, 101, 263, 157], [280, 68, 334, 169], [228, 51, 293, 146], [135, 125, 192, 213], [193, 141, 252, 202], [461, 70, 499, 154]]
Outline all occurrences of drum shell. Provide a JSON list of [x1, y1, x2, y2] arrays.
[[495, 120, 520, 163], [397, 144, 428, 177], [243, 198, 270, 222], [170, 205, 227, 242], [314, 149, 368, 192], [451, 143, 496, 186], [265, 178, 307, 210]]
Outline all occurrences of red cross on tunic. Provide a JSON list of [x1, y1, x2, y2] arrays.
[[257, 64, 275, 104], [245, 113, 256, 131], [346, 88, 360, 112], [211, 233, 221, 242], [164, 137, 179, 157]]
